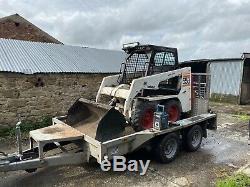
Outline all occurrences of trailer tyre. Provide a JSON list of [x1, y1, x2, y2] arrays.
[[155, 133, 179, 163], [184, 125, 203, 152]]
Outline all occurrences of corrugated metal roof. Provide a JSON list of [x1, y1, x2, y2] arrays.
[[0, 38, 126, 74], [181, 57, 242, 64]]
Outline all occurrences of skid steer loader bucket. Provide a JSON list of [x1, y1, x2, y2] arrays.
[[66, 98, 126, 142]]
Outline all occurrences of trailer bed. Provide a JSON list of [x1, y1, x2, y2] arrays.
[[0, 113, 216, 172], [30, 123, 83, 142]]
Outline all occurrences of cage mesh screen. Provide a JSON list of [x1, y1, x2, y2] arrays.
[[154, 52, 175, 66], [118, 53, 149, 84], [149, 52, 176, 75], [118, 51, 176, 84]]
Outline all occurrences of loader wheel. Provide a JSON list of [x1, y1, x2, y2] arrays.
[[163, 100, 182, 122], [131, 101, 156, 131], [184, 125, 203, 152], [154, 133, 179, 163]]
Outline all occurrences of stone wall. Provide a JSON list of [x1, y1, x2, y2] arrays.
[[0, 73, 109, 128]]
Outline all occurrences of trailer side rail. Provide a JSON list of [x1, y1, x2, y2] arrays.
[[98, 113, 216, 162]]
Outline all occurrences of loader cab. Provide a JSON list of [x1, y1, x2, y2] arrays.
[[119, 43, 179, 84]]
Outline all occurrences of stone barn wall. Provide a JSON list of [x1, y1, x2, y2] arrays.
[[0, 73, 110, 128]]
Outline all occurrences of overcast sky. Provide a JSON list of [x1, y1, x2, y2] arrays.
[[0, 0, 250, 61]]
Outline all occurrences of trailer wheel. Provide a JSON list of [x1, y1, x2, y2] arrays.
[[184, 125, 203, 152], [155, 133, 179, 163], [163, 99, 182, 122], [131, 101, 156, 131]]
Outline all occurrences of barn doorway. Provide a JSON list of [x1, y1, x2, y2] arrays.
[[240, 57, 250, 104]]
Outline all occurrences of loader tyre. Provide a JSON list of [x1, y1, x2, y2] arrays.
[[163, 99, 182, 122], [154, 133, 179, 163], [184, 125, 203, 152], [131, 101, 156, 131]]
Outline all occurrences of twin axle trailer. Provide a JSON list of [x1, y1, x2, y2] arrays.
[[0, 44, 217, 173], [0, 110, 216, 173]]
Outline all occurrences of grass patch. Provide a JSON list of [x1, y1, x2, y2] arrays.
[[216, 173, 250, 187], [234, 114, 250, 121], [238, 114, 250, 121], [0, 116, 52, 138], [210, 94, 239, 104]]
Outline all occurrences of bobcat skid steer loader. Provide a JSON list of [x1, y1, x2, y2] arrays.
[[93, 42, 192, 132]]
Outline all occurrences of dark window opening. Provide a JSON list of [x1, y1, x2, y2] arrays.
[[158, 76, 181, 93], [240, 58, 250, 104], [35, 78, 45, 87], [14, 22, 20, 27]]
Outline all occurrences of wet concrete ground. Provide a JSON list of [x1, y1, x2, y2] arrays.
[[0, 104, 249, 187]]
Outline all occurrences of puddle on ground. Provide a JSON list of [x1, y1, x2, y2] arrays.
[[202, 132, 249, 166]]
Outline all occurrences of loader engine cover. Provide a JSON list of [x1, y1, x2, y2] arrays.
[[66, 98, 126, 142]]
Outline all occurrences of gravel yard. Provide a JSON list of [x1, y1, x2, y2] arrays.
[[0, 102, 249, 187]]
